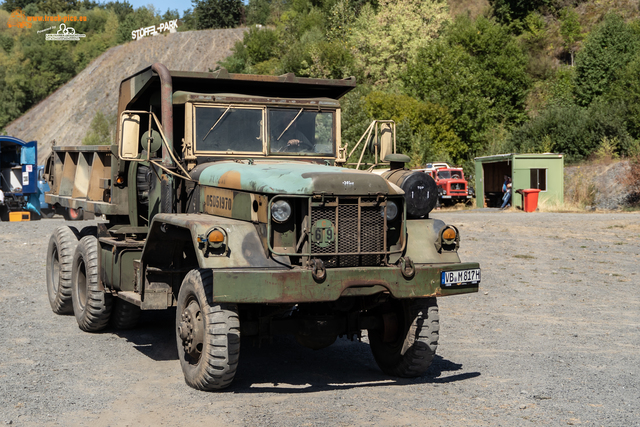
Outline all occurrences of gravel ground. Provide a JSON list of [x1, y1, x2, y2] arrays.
[[1, 212, 639, 426]]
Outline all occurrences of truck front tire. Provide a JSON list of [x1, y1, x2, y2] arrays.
[[176, 269, 240, 391], [71, 235, 112, 331], [368, 298, 439, 377], [46, 226, 79, 315]]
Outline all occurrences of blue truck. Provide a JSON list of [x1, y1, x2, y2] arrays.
[[0, 136, 85, 220], [0, 136, 40, 220]]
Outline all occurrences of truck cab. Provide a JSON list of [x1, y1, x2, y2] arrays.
[[0, 136, 38, 220], [434, 167, 473, 205], [44, 64, 480, 391]]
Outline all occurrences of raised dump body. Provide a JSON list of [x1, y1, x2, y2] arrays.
[[45, 64, 480, 391]]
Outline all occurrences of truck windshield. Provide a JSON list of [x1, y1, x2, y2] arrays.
[[268, 108, 334, 155], [437, 170, 463, 180], [195, 106, 263, 153]]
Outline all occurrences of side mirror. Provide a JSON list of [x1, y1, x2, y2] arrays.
[[379, 123, 393, 162], [119, 113, 140, 160]]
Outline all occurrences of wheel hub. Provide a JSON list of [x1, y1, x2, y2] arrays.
[[178, 300, 203, 361]]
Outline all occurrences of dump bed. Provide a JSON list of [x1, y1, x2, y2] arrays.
[[45, 145, 126, 215]]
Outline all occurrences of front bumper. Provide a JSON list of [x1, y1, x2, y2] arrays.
[[441, 194, 472, 199], [205, 262, 480, 304]]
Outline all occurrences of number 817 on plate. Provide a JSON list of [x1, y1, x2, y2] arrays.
[[441, 269, 481, 287]]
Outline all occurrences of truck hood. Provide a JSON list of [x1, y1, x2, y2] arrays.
[[193, 161, 402, 196]]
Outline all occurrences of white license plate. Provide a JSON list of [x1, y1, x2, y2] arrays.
[[441, 269, 481, 287]]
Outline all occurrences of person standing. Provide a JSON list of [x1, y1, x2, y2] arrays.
[[501, 176, 512, 209]]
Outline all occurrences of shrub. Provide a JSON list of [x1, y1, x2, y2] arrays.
[[82, 112, 114, 146], [509, 101, 634, 161]]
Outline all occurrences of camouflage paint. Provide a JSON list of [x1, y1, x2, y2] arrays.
[[140, 214, 478, 305], [189, 262, 480, 304], [197, 161, 402, 196]]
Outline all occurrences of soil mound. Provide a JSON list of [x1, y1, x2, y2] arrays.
[[4, 28, 246, 164]]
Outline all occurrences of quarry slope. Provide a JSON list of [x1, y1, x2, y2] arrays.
[[4, 28, 246, 164]]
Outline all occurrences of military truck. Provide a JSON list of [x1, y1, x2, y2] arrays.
[[44, 63, 480, 391]]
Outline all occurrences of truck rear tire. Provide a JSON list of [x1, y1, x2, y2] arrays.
[[111, 299, 141, 330], [46, 226, 79, 315], [176, 269, 240, 391], [71, 235, 112, 332], [368, 298, 439, 378]]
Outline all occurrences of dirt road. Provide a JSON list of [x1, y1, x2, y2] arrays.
[[1, 212, 638, 426]]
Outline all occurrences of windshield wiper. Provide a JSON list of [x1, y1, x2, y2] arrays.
[[202, 106, 231, 141], [277, 108, 304, 141]]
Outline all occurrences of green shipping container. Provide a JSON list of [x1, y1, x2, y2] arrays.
[[474, 153, 564, 209]]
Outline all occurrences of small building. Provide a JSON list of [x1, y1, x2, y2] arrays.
[[474, 153, 564, 208]]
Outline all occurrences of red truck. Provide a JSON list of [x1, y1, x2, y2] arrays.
[[420, 164, 474, 206]]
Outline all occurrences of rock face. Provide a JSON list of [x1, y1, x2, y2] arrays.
[[4, 28, 246, 164], [565, 160, 640, 210]]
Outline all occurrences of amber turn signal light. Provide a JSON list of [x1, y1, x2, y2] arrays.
[[208, 229, 225, 243], [442, 228, 457, 240]]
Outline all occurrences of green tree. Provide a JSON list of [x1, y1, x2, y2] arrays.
[[326, 0, 355, 42], [245, 0, 271, 25], [489, 0, 551, 28], [364, 91, 464, 164], [608, 53, 640, 150], [404, 15, 530, 154], [349, 0, 449, 86], [559, 7, 582, 66], [115, 5, 157, 43], [193, 0, 243, 29], [104, 0, 134, 22], [1, 0, 35, 12], [574, 13, 638, 107], [72, 9, 119, 72], [245, 25, 279, 63], [161, 8, 179, 21]]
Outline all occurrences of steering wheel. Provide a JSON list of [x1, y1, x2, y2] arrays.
[[277, 139, 315, 153]]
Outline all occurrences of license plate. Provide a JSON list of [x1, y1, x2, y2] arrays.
[[441, 269, 481, 287]]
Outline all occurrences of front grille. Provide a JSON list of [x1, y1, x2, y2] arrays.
[[452, 183, 466, 191], [310, 197, 384, 267]]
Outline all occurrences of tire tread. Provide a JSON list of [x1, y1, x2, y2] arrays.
[[71, 235, 112, 332], [177, 269, 240, 391], [46, 226, 79, 314]]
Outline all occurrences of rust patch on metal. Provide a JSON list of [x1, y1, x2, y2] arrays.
[[218, 170, 242, 190]]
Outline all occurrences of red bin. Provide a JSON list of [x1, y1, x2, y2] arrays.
[[522, 189, 541, 212]]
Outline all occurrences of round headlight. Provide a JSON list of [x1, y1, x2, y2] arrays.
[[380, 200, 398, 221], [271, 200, 292, 223]]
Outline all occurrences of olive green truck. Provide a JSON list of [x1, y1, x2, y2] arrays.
[[44, 63, 480, 391]]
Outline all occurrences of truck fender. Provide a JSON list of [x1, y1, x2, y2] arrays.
[[404, 219, 461, 264], [141, 213, 291, 271]]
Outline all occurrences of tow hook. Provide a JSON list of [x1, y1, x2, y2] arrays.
[[310, 258, 326, 282], [398, 256, 415, 279]]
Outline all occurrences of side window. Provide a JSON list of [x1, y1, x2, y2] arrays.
[[314, 114, 333, 154], [530, 168, 547, 191]]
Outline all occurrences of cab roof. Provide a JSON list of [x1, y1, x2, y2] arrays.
[[118, 66, 356, 114]]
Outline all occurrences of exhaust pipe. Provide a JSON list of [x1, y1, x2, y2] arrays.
[[151, 63, 173, 169], [151, 63, 174, 213]]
